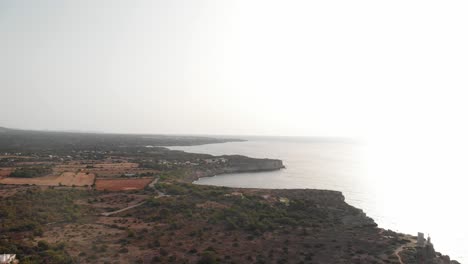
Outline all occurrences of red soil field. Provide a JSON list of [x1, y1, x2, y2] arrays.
[[0, 168, 14, 178], [95, 177, 154, 191]]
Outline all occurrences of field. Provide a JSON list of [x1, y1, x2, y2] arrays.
[[0, 155, 32, 159], [0, 167, 14, 178], [0, 172, 95, 186], [0, 160, 157, 188], [93, 163, 139, 169], [54, 162, 138, 171], [52, 162, 155, 178], [89, 169, 157, 177], [95, 177, 154, 191]]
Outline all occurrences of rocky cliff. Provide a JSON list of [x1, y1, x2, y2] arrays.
[[183, 155, 285, 182], [184, 156, 458, 263], [400, 240, 460, 264], [223, 155, 284, 173]]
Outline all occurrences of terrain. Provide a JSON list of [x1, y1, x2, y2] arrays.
[[0, 127, 459, 263]]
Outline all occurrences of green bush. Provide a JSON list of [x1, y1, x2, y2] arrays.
[[10, 166, 52, 178]]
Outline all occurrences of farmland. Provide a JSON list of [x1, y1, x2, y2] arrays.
[[1, 156, 159, 189], [0, 172, 95, 187], [0, 127, 455, 264], [0, 167, 14, 178], [95, 178, 154, 191]]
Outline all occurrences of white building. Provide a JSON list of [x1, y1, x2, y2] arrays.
[[204, 158, 228, 164]]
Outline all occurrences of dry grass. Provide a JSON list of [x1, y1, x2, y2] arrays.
[[93, 163, 139, 169], [95, 178, 154, 191], [54, 162, 149, 178], [0, 172, 95, 186]]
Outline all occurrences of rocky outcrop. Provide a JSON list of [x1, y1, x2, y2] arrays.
[[341, 209, 377, 227], [393, 233, 460, 264], [406, 243, 460, 264], [185, 156, 285, 182], [187, 156, 459, 263], [223, 155, 284, 173]]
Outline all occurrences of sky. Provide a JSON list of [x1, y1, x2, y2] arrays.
[[1, 0, 468, 139], [2, 1, 468, 258]]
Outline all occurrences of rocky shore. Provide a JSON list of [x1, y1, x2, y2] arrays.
[[179, 155, 285, 182], [185, 158, 460, 264], [0, 128, 460, 263]]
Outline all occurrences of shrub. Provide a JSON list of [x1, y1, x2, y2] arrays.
[[197, 251, 217, 264]]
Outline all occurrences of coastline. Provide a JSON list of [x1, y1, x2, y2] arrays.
[[184, 161, 460, 264], [0, 128, 461, 263]]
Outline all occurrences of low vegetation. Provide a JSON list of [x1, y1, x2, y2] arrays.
[[0, 188, 94, 263], [9, 166, 52, 178], [0, 128, 448, 263]]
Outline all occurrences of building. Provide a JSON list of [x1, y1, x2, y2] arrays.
[[204, 158, 217, 164], [417, 232, 425, 246], [204, 158, 228, 164]]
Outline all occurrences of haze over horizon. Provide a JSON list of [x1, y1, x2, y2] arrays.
[[1, 2, 468, 261], [1, 0, 467, 140]]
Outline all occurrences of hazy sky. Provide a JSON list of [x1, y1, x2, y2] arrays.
[[1, 0, 467, 138]]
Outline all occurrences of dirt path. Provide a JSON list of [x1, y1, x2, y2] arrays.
[[394, 236, 417, 264], [148, 177, 159, 188], [395, 245, 405, 264], [101, 201, 147, 217], [100, 189, 167, 217]]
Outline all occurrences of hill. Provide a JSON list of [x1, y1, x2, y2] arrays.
[[0, 127, 243, 153]]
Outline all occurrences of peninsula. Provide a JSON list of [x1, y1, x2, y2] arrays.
[[0, 128, 458, 263]]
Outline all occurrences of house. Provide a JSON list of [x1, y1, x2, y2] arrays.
[[204, 158, 228, 164]]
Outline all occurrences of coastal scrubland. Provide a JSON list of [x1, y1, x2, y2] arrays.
[[0, 127, 458, 263]]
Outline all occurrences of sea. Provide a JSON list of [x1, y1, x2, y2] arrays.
[[168, 136, 466, 263]]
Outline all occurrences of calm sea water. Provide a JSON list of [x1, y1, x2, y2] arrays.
[[169, 137, 466, 262]]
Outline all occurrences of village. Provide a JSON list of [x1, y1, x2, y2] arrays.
[[0, 152, 230, 192]]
